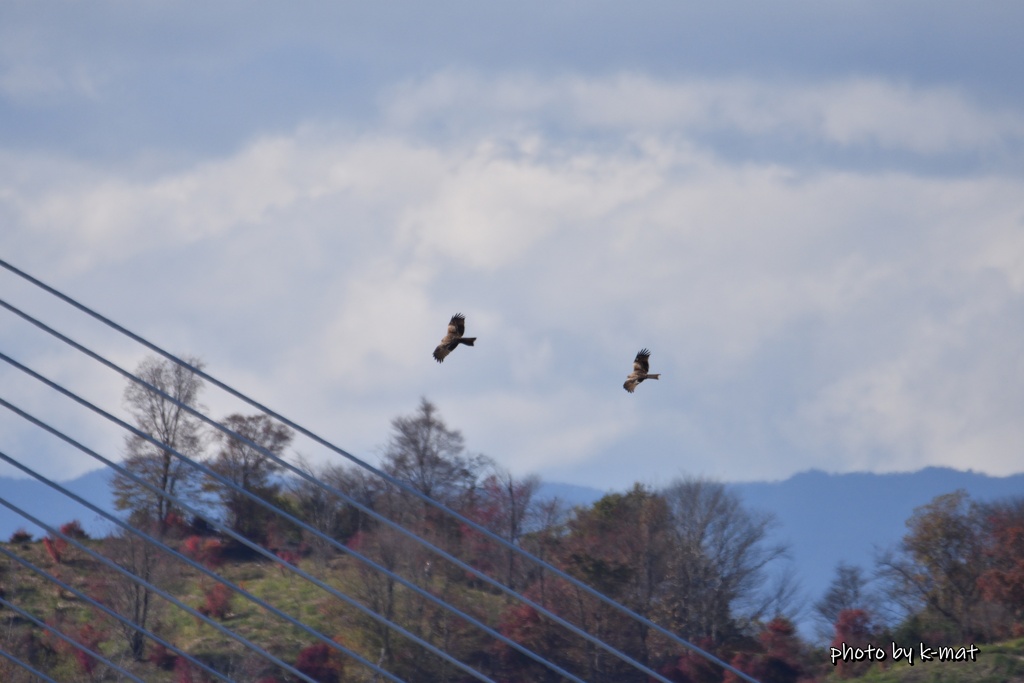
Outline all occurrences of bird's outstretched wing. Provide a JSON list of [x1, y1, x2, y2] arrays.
[[449, 313, 466, 339], [433, 313, 471, 363], [633, 348, 651, 374], [624, 348, 657, 392]]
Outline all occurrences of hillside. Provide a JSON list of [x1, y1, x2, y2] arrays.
[[6, 535, 1023, 683], [3, 465, 1023, 647], [0, 536, 509, 682], [542, 467, 1024, 640], [730, 467, 1024, 638]]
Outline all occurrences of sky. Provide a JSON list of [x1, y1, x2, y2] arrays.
[[0, 1, 1022, 491]]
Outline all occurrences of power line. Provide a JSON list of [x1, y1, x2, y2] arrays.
[[0, 447, 413, 683], [0, 368, 580, 683], [0, 296, 672, 683], [0, 257, 762, 683], [0, 648, 60, 683], [0, 594, 146, 683], [0, 541, 233, 683], [0, 494, 324, 683]]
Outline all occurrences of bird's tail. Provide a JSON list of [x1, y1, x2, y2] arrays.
[[459, 337, 477, 346], [647, 373, 660, 380]]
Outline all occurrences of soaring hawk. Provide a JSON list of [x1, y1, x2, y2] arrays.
[[433, 313, 477, 363], [623, 348, 660, 393]]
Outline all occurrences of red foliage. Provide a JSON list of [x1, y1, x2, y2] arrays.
[[723, 618, 805, 683], [149, 642, 178, 670], [275, 549, 300, 576], [663, 640, 726, 683], [978, 506, 1024, 621], [199, 537, 224, 568], [346, 530, 365, 551], [497, 603, 543, 651], [175, 656, 199, 683], [73, 639, 98, 675], [198, 583, 233, 620], [8, 528, 32, 543], [724, 653, 753, 683], [183, 535, 202, 557], [49, 621, 106, 677], [294, 642, 344, 683], [42, 536, 67, 564], [830, 609, 875, 679], [59, 520, 89, 540], [182, 535, 225, 568]]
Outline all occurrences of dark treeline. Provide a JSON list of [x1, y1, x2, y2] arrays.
[[1, 355, 1022, 682]]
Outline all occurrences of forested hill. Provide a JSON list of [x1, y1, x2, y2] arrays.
[[542, 467, 1024, 639], [731, 468, 1024, 626], [3, 464, 1022, 629]]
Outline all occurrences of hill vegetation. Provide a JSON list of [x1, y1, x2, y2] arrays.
[[2, 356, 1023, 682]]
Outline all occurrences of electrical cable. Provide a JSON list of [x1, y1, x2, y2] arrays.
[[0, 257, 762, 683], [0, 383, 578, 683], [0, 496, 323, 683], [0, 298, 671, 683], [0, 595, 145, 683], [0, 447, 410, 683], [0, 648, 61, 683], [0, 542, 233, 683]]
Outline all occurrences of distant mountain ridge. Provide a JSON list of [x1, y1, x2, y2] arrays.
[[729, 467, 1024, 610], [0, 468, 116, 540], [540, 466, 1024, 638]]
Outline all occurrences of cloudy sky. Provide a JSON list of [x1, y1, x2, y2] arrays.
[[0, 2, 1022, 491]]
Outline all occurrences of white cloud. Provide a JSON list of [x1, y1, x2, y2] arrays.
[[383, 72, 1024, 156], [1, 71, 1022, 487]]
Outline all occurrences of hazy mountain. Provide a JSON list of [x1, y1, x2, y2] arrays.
[[0, 468, 116, 541], [730, 467, 1024, 634], [540, 466, 1024, 639]]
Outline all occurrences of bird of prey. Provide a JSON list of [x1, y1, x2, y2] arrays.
[[433, 313, 477, 363], [623, 348, 660, 393]]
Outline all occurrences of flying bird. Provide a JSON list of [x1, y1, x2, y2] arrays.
[[433, 313, 476, 363], [623, 348, 660, 393]]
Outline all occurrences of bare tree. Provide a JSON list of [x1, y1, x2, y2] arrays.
[[289, 460, 366, 565], [207, 413, 293, 545], [100, 529, 170, 660], [111, 355, 206, 536], [380, 395, 491, 528], [659, 477, 787, 643], [814, 562, 876, 641], [382, 398, 490, 518], [476, 466, 541, 589]]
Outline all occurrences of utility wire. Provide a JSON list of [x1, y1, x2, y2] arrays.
[[0, 374, 579, 683], [0, 495, 323, 683], [0, 595, 145, 683], [0, 648, 60, 683], [0, 297, 671, 683], [0, 257, 762, 683], [0, 541, 233, 683], [0, 447, 411, 683]]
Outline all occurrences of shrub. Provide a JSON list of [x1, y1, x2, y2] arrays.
[[9, 528, 32, 543], [149, 642, 178, 670], [294, 642, 344, 683], [60, 520, 89, 540], [42, 536, 67, 564], [183, 535, 225, 568], [198, 583, 233, 620]]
